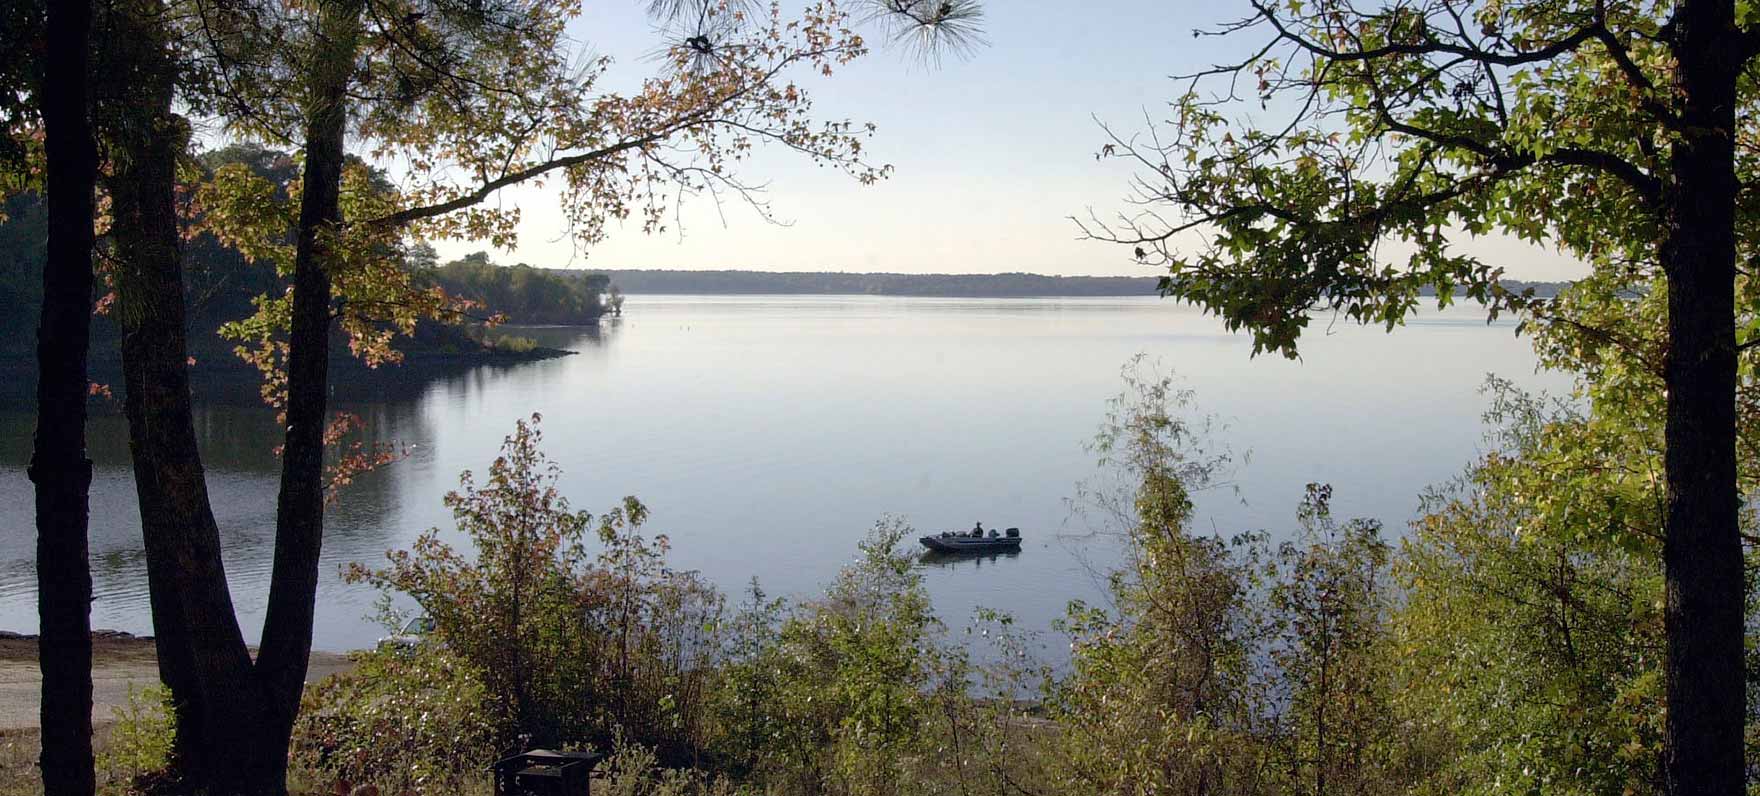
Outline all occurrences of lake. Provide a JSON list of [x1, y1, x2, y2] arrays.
[[0, 295, 1572, 651]]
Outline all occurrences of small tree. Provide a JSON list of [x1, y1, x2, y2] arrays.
[[350, 414, 595, 745], [1051, 363, 1404, 796], [1266, 485, 1397, 796], [732, 519, 943, 796], [352, 414, 726, 760], [1052, 363, 1264, 795], [1392, 381, 1683, 794], [712, 578, 787, 775]]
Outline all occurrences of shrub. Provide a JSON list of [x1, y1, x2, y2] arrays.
[[596, 737, 738, 796], [1048, 361, 1264, 794], [712, 519, 946, 796], [1390, 383, 1680, 795], [1046, 361, 1403, 796], [709, 579, 786, 776], [289, 646, 497, 796], [490, 335, 537, 354], [1263, 485, 1401, 796], [348, 415, 724, 762], [97, 684, 175, 795], [585, 505, 726, 764], [347, 415, 593, 749]]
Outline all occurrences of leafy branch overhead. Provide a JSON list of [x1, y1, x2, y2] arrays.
[[186, 0, 984, 398], [194, 0, 985, 248], [171, 0, 989, 496], [1078, 0, 1737, 357]]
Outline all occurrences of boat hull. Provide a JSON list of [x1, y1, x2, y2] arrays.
[[919, 535, 1022, 554]]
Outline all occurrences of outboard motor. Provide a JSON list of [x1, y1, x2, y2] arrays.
[[1005, 528, 1019, 538]]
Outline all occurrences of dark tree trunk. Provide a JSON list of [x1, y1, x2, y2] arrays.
[[33, 1, 99, 793], [98, 0, 362, 792], [250, 2, 362, 787], [1661, 1, 1746, 793], [99, 2, 275, 792]]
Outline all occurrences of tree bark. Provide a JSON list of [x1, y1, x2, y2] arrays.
[[34, 1, 99, 793], [101, 0, 366, 788], [1661, 1, 1746, 793], [100, 1, 273, 792], [249, 2, 363, 788]]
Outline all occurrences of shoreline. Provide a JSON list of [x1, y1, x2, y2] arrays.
[[0, 344, 577, 409], [0, 632, 356, 731]]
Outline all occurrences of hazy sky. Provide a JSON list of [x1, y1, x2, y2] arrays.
[[432, 1, 1589, 281]]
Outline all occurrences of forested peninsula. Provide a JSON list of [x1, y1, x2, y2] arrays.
[[0, 146, 607, 364]]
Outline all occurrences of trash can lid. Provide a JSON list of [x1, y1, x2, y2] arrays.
[[490, 748, 606, 772], [527, 749, 603, 763]]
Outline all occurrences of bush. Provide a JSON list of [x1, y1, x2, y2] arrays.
[[709, 519, 947, 796], [97, 684, 175, 795], [490, 335, 537, 354], [1044, 361, 1403, 796], [1047, 361, 1263, 794], [708, 579, 786, 776], [1390, 383, 1678, 795], [289, 647, 497, 796], [348, 415, 724, 762], [596, 737, 737, 796], [347, 415, 593, 749]]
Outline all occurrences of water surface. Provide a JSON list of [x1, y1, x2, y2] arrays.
[[0, 295, 1571, 649]]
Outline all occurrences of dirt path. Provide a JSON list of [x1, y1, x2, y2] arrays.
[[0, 632, 356, 730]]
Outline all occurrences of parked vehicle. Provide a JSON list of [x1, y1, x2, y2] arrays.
[[376, 614, 435, 651]]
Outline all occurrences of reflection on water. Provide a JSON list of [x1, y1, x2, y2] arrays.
[[0, 297, 1570, 650], [0, 398, 436, 642], [917, 549, 1023, 569]]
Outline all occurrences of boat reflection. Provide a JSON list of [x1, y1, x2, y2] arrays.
[[916, 548, 1023, 569]]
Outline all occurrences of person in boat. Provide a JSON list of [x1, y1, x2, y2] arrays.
[[972, 521, 983, 538], [988, 528, 999, 539]]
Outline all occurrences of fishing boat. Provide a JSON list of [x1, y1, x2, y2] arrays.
[[919, 528, 1022, 554]]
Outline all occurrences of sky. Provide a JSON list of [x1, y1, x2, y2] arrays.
[[429, 1, 1590, 281]]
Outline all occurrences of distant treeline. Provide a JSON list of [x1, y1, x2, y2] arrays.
[[587, 268, 1573, 299], [593, 269, 1165, 296], [1420, 279, 1571, 299]]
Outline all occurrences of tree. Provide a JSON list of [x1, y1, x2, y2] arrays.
[[87, 0, 983, 791], [1267, 485, 1397, 796], [1394, 381, 1683, 794], [1049, 362, 1404, 796], [745, 519, 942, 796], [352, 415, 598, 746], [95, 1, 273, 790], [348, 416, 726, 762], [30, 0, 99, 793], [1082, 1, 1754, 790]]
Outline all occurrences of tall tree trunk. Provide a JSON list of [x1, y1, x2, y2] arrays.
[[100, 1, 271, 791], [34, 1, 99, 793], [250, 0, 364, 788], [1661, 1, 1745, 793], [100, 0, 363, 792]]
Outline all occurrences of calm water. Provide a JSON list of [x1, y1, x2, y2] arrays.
[[0, 295, 1571, 650]]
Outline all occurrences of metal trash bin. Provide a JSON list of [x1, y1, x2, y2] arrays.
[[490, 749, 605, 796]]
